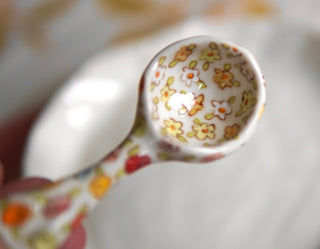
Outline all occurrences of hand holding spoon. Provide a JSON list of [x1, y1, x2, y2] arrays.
[[0, 36, 265, 249]]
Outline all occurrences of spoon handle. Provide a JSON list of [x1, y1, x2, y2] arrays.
[[0, 118, 157, 249]]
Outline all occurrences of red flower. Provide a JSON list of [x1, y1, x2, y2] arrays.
[[125, 155, 151, 174]]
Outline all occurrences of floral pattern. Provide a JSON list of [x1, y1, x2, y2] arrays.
[[146, 37, 264, 149], [180, 67, 200, 87], [224, 124, 241, 139], [89, 175, 112, 199], [188, 119, 215, 140], [239, 61, 255, 82], [160, 85, 176, 110], [169, 44, 196, 67], [151, 65, 166, 86], [188, 94, 204, 116], [28, 230, 58, 249], [163, 118, 183, 137], [1, 202, 31, 227], [213, 68, 234, 89], [199, 42, 221, 70], [211, 100, 232, 120], [0, 37, 265, 249], [235, 90, 257, 117]]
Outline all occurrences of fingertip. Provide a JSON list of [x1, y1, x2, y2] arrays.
[[0, 177, 52, 198], [0, 161, 4, 187]]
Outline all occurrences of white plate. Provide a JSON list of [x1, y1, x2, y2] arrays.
[[24, 18, 320, 249]]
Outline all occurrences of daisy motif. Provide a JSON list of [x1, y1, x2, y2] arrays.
[[192, 122, 215, 140], [151, 65, 166, 85], [239, 62, 255, 82], [180, 67, 200, 87], [212, 100, 232, 120], [164, 118, 183, 137]]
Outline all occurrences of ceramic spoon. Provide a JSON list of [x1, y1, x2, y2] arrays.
[[0, 36, 265, 249]]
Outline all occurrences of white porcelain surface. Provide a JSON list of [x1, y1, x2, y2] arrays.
[[24, 18, 320, 249]]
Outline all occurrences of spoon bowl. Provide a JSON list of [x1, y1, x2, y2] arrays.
[[142, 36, 265, 160], [0, 36, 265, 249]]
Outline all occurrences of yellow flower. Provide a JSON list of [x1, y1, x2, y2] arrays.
[[224, 124, 241, 139], [160, 85, 176, 109], [89, 175, 112, 199], [164, 118, 183, 137], [241, 91, 257, 111], [28, 231, 57, 249], [188, 94, 204, 116], [192, 122, 215, 140], [213, 68, 234, 89], [174, 45, 193, 61], [199, 48, 221, 62]]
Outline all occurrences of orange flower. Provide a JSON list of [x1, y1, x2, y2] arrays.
[[89, 175, 112, 199], [188, 94, 204, 116], [224, 124, 241, 139], [213, 68, 234, 89], [2, 202, 31, 227], [174, 45, 192, 61]]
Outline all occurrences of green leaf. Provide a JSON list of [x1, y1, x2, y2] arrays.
[[189, 60, 198, 69], [221, 43, 229, 49], [165, 102, 171, 110], [234, 63, 241, 69], [197, 81, 207, 89], [69, 188, 81, 199], [132, 114, 146, 136], [32, 194, 47, 205], [218, 138, 226, 143], [169, 60, 178, 68], [184, 155, 195, 161], [167, 76, 174, 85], [227, 53, 233, 58], [62, 223, 71, 233], [224, 63, 231, 71], [187, 131, 196, 137], [228, 96, 236, 104], [128, 145, 140, 156], [95, 167, 104, 176], [115, 168, 125, 179], [153, 97, 159, 104], [123, 138, 133, 147], [180, 90, 187, 94], [177, 135, 187, 143], [235, 110, 243, 117], [252, 98, 257, 106], [242, 115, 250, 124], [233, 81, 240, 87], [158, 56, 166, 66], [188, 44, 196, 50], [193, 118, 201, 125], [204, 113, 214, 120], [252, 80, 258, 90], [158, 152, 170, 160], [209, 42, 217, 49], [150, 83, 156, 92], [203, 61, 209, 71]]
